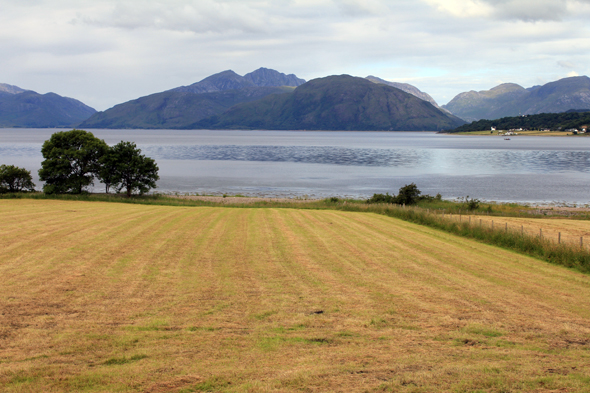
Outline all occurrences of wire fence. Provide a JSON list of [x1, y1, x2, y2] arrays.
[[410, 206, 590, 250]]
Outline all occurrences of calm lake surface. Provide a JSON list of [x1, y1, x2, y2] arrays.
[[1, 128, 589, 204]]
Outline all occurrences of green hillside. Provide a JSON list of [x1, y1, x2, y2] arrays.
[[79, 87, 292, 129], [447, 110, 590, 133]]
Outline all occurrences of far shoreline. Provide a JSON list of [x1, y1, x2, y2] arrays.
[[444, 130, 583, 137]]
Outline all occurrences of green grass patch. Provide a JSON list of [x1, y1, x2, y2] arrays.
[[103, 354, 147, 366], [179, 377, 231, 392], [464, 324, 505, 337]]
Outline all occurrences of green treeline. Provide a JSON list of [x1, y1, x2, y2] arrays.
[[448, 110, 590, 132], [0, 129, 159, 196]]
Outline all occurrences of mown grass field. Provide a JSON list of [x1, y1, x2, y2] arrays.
[[2, 200, 590, 392]]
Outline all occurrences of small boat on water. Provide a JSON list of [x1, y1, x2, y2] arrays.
[[504, 138, 511, 140]]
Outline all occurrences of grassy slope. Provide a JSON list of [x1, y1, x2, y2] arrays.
[[2, 200, 590, 392]]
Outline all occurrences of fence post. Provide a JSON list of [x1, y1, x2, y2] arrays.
[[469, 216, 471, 224], [540, 228, 543, 239], [581, 237, 584, 248], [480, 219, 482, 227], [492, 220, 494, 230], [558, 232, 561, 244], [505, 223, 507, 232], [521, 225, 523, 236]]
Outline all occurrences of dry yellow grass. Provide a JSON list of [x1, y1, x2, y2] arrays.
[[1, 200, 590, 392], [444, 213, 590, 248]]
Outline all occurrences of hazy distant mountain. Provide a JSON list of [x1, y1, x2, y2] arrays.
[[443, 76, 590, 121], [366, 76, 440, 108], [0, 85, 96, 128], [195, 75, 465, 131], [81, 68, 305, 129]]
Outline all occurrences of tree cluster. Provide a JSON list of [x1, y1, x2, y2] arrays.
[[447, 110, 590, 133], [39, 129, 159, 196], [366, 183, 441, 205]]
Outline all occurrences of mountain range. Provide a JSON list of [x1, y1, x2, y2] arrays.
[[2, 69, 590, 129], [0, 85, 96, 128], [80, 69, 463, 131], [443, 76, 590, 121]]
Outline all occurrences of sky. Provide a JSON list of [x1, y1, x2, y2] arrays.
[[2, 0, 590, 111]]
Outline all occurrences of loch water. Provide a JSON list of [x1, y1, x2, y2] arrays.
[[1, 128, 589, 204]]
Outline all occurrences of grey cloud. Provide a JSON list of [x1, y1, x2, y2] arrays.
[[481, 0, 586, 21], [558, 61, 576, 68], [73, 0, 332, 35]]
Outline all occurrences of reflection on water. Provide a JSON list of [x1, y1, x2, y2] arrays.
[[143, 144, 590, 174], [145, 145, 424, 167], [1, 128, 590, 203]]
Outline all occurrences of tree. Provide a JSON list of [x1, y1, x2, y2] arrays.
[[395, 183, 421, 205], [97, 147, 119, 194], [0, 165, 36, 193], [38, 129, 108, 194], [106, 141, 159, 197]]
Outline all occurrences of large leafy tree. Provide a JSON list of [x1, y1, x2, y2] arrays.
[[106, 141, 159, 197], [0, 165, 36, 193], [38, 129, 108, 194]]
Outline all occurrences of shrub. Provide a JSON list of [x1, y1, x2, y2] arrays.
[[366, 193, 396, 204], [367, 183, 429, 205], [461, 196, 480, 211], [395, 183, 421, 205]]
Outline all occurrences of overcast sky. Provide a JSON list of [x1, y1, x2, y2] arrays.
[[2, 0, 589, 111]]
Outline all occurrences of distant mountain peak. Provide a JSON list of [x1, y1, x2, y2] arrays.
[[172, 70, 254, 94], [244, 68, 305, 87], [172, 68, 305, 94], [0, 83, 26, 95], [365, 76, 440, 108]]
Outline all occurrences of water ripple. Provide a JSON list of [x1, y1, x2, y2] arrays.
[[142, 144, 590, 173]]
